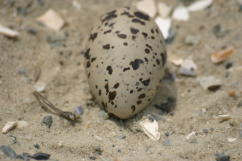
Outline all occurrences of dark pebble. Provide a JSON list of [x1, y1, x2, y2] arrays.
[[179, 67, 196, 77], [31, 152, 50, 160], [74, 106, 84, 115], [213, 24, 229, 38], [42, 115, 53, 128], [0, 145, 18, 159], [237, 100, 242, 108], [27, 28, 38, 35], [215, 153, 230, 161], [34, 144, 40, 149], [94, 146, 103, 155], [165, 27, 176, 44], [224, 62, 233, 69], [239, 4, 242, 12], [202, 128, 209, 134], [154, 97, 176, 113], [89, 156, 96, 160]]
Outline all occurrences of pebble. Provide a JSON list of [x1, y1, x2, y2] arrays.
[[215, 153, 230, 161], [93, 146, 103, 155], [2, 121, 17, 134], [172, 5, 190, 21], [98, 110, 109, 120], [185, 35, 200, 45], [211, 47, 235, 64], [74, 106, 84, 115], [42, 115, 53, 128], [26, 28, 38, 35], [34, 81, 46, 92], [237, 100, 242, 108], [224, 62, 233, 69], [198, 76, 221, 91], [239, 4, 242, 12], [202, 128, 209, 134], [31, 152, 50, 160], [179, 59, 197, 77], [154, 97, 176, 113], [0, 24, 19, 38], [34, 144, 40, 149], [213, 24, 229, 38], [0, 145, 18, 159]]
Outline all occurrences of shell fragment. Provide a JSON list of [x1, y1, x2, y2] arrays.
[[139, 118, 160, 141]]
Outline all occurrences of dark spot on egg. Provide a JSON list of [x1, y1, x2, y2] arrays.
[[156, 59, 160, 65], [144, 57, 149, 63], [121, 11, 134, 18], [103, 44, 110, 49], [88, 32, 98, 41], [145, 44, 153, 50], [104, 80, 109, 94], [84, 48, 91, 59], [123, 67, 130, 72], [113, 83, 120, 89], [134, 11, 150, 21], [104, 30, 112, 34], [117, 33, 127, 39], [91, 57, 96, 62], [123, 42, 128, 46], [130, 59, 144, 70], [130, 27, 139, 34], [138, 93, 146, 99], [151, 29, 154, 34], [132, 18, 145, 25], [130, 90, 133, 94], [108, 91, 117, 101], [144, 48, 150, 54], [99, 90, 102, 96], [86, 61, 91, 68], [131, 105, 136, 113], [106, 66, 113, 75], [137, 100, 142, 105], [141, 79, 150, 86], [142, 32, 148, 38], [102, 10, 117, 23]]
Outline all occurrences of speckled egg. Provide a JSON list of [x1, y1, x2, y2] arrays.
[[84, 7, 167, 119]]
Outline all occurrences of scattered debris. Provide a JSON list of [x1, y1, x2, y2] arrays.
[[31, 152, 50, 160], [185, 35, 200, 45], [213, 24, 229, 38], [179, 59, 197, 77], [211, 47, 235, 63], [74, 106, 84, 115], [198, 76, 222, 91], [216, 114, 232, 123], [0, 24, 19, 38], [136, 0, 156, 17], [34, 81, 46, 92], [37, 9, 65, 31], [42, 115, 53, 128], [186, 131, 196, 140], [172, 6, 190, 21], [188, 0, 213, 12], [0, 145, 18, 159], [169, 55, 183, 66], [227, 137, 236, 142], [215, 153, 230, 161], [2, 121, 17, 134], [139, 118, 160, 141], [33, 91, 80, 122], [157, 2, 171, 18], [155, 17, 171, 39]]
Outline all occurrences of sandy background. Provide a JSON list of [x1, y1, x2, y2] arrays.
[[0, 0, 242, 160]]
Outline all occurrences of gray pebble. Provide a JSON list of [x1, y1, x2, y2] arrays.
[[215, 153, 230, 161], [74, 106, 84, 115], [185, 35, 200, 46], [162, 138, 171, 146], [42, 115, 53, 128], [98, 110, 109, 120], [31, 152, 50, 160], [213, 24, 229, 38], [154, 97, 176, 113], [0, 145, 18, 159], [26, 28, 37, 35], [165, 27, 177, 44], [198, 76, 221, 91], [202, 128, 209, 134], [179, 67, 196, 77]]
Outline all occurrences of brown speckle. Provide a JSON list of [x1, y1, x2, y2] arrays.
[[106, 66, 113, 75], [130, 59, 144, 70], [134, 11, 150, 21]]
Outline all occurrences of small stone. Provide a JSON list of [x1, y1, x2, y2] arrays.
[[26, 28, 38, 35], [188, 0, 213, 11], [74, 106, 84, 115], [213, 24, 229, 38], [172, 5, 190, 21], [186, 131, 196, 140], [224, 62, 233, 69], [179, 59, 197, 77], [0, 145, 18, 159], [237, 100, 242, 108], [2, 121, 17, 134], [239, 4, 242, 12], [98, 110, 109, 120], [198, 76, 221, 91], [202, 128, 209, 134], [215, 153, 230, 161], [154, 97, 176, 113], [93, 146, 103, 155], [37, 9, 65, 31], [34, 144, 40, 149], [185, 35, 200, 45], [0, 24, 19, 38], [34, 81, 46, 92], [211, 47, 235, 64], [31, 152, 50, 160], [42, 115, 53, 128]]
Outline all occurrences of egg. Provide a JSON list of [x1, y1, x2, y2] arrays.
[[84, 7, 167, 119]]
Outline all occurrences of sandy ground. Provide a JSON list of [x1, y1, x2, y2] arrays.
[[0, 0, 242, 160]]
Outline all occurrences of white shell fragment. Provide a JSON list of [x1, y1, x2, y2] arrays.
[[34, 81, 46, 92], [155, 17, 171, 39], [0, 24, 19, 38], [198, 76, 222, 91], [215, 114, 232, 122], [137, 0, 157, 18], [139, 118, 160, 141], [179, 59, 197, 76], [16, 121, 29, 129], [37, 9, 65, 31], [158, 2, 171, 18], [2, 122, 17, 134], [188, 0, 213, 12], [186, 131, 196, 140], [169, 55, 183, 66], [172, 6, 190, 21]]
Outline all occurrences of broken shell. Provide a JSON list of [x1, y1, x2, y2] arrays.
[[211, 47, 235, 63], [139, 118, 160, 141]]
